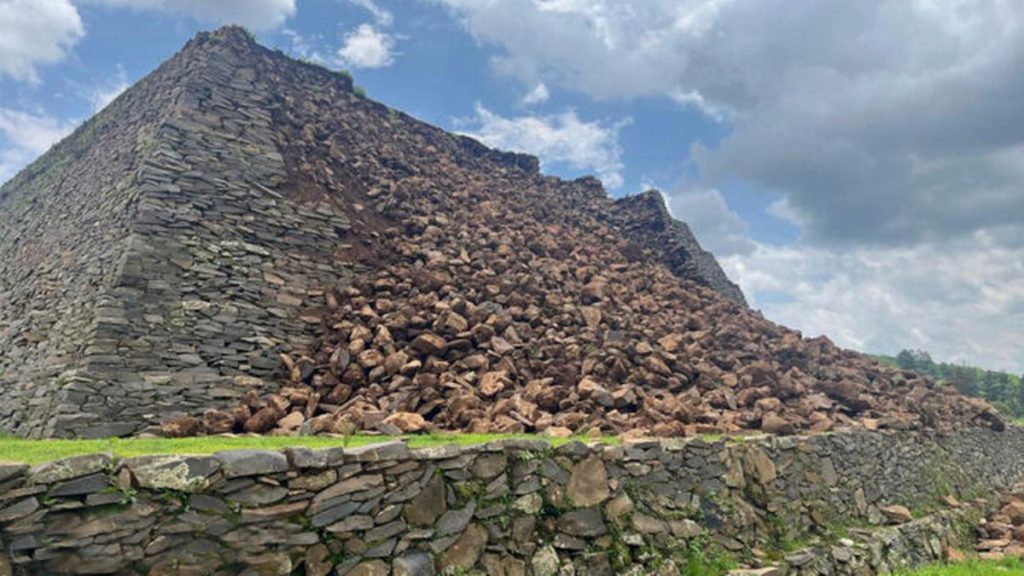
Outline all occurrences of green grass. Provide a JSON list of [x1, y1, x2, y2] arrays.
[[0, 433, 619, 465], [897, 558, 1024, 575]]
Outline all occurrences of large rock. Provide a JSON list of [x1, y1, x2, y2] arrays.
[[393, 552, 435, 576], [304, 544, 333, 576], [383, 412, 427, 433], [881, 504, 914, 524], [0, 463, 28, 483], [566, 455, 609, 507], [27, 453, 112, 484], [347, 560, 389, 576], [160, 416, 202, 437], [436, 523, 488, 573], [436, 502, 476, 537], [558, 508, 607, 537], [531, 545, 561, 576], [215, 450, 289, 478], [123, 455, 220, 491], [404, 475, 447, 526]]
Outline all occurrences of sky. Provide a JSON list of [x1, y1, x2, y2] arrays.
[[1, 0, 1022, 373]]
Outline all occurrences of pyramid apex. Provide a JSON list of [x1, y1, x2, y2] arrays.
[[179, 25, 261, 58], [208, 25, 258, 42], [204, 24, 259, 44]]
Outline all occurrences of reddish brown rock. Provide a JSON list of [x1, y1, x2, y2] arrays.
[[161, 416, 201, 438], [760, 412, 795, 435], [383, 412, 427, 433], [881, 504, 913, 524], [480, 371, 508, 398], [410, 333, 446, 356], [244, 407, 283, 434], [202, 409, 236, 435], [277, 411, 305, 432]]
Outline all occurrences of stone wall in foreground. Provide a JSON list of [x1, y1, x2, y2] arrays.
[[1, 428, 1022, 575]]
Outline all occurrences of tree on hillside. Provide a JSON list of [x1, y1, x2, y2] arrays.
[[885, 349, 1022, 418]]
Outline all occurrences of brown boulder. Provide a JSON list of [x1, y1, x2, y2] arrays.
[[161, 416, 201, 438], [1002, 501, 1024, 526], [760, 412, 795, 435], [383, 412, 427, 433], [437, 523, 488, 573], [277, 411, 305, 432], [244, 406, 283, 433], [411, 332, 447, 355], [480, 371, 509, 398], [202, 409, 236, 435], [881, 504, 913, 524], [566, 455, 610, 507]]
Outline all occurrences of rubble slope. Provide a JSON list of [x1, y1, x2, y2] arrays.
[[33, 27, 994, 439], [166, 29, 1004, 438]]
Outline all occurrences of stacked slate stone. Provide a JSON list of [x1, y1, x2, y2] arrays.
[[1, 428, 1021, 575]]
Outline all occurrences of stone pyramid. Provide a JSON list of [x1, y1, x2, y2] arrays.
[[0, 27, 744, 438]]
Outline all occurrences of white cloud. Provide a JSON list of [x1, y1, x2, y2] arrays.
[[433, 0, 1024, 373], [337, 24, 396, 68], [0, 108, 77, 183], [348, 0, 393, 26], [88, 65, 130, 112], [664, 188, 755, 256], [765, 197, 804, 229], [433, 0, 1024, 247], [522, 82, 550, 105], [722, 233, 1024, 373], [0, 0, 84, 83], [85, 0, 296, 30], [460, 104, 628, 188], [280, 29, 330, 65]]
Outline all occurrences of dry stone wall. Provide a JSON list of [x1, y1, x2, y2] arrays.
[[0, 429, 1020, 575]]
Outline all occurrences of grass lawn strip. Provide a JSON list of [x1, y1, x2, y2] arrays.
[[0, 433, 620, 465], [897, 558, 1024, 575]]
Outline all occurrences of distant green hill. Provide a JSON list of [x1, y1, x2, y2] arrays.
[[874, 350, 1024, 418]]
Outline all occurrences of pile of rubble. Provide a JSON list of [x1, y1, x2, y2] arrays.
[[159, 43, 1004, 438], [974, 490, 1024, 560], [162, 176, 1002, 437]]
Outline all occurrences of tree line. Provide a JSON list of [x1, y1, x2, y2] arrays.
[[875, 349, 1024, 419]]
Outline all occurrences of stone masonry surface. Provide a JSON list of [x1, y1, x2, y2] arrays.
[[0, 26, 747, 439], [0, 429, 1022, 575], [0, 30, 357, 438]]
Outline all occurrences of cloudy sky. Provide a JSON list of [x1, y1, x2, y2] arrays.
[[1, 0, 1022, 372]]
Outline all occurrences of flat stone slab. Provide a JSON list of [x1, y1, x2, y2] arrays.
[[343, 441, 410, 463], [123, 455, 221, 491], [214, 450, 289, 478], [48, 473, 109, 498], [27, 453, 112, 485], [0, 462, 28, 483]]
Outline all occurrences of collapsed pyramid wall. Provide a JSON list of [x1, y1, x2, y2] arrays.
[[0, 27, 750, 438]]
